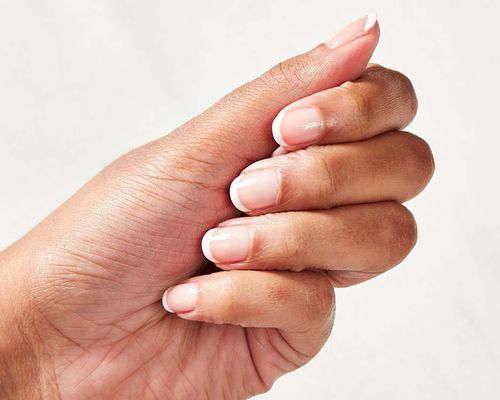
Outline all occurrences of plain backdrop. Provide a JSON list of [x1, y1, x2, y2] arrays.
[[0, 1, 499, 399]]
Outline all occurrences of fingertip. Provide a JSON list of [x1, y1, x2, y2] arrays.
[[368, 13, 381, 46], [325, 13, 379, 49], [364, 13, 378, 32]]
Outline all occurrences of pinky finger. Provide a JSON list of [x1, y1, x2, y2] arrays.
[[162, 270, 335, 360]]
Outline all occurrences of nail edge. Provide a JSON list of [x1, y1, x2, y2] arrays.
[[364, 13, 378, 32], [201, 228, 218, 262], [162, 288, 175, 313], [272, 111, 287, 146], [229, 176, 251, 212]]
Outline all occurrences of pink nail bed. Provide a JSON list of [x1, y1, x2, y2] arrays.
[[274, 107, 324, 147], [201, 226, 252, 264], [229, 169, 280, 212], [162, 283, 198, 314]]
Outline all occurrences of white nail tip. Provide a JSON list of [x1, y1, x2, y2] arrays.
[[201, 228, 218, 262], [364, 13, 377, 32], [162, 289, 174, 313], [272, 111, 287, 146], [229, 176, 251, 212]]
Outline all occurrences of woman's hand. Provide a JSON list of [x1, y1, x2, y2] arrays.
[[0, 15, 433, 399], [193, 63, 430, 288]]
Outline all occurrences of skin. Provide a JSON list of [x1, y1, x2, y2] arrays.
[[0, 17, 433, 400]]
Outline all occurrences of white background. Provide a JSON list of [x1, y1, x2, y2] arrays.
[[0, 1, 499, 399]]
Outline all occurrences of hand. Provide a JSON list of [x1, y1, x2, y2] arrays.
[[191, 62, 431, 287], [0, 15, 432, 399]]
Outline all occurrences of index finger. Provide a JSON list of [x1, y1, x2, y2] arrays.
[[272, 64, 418, 149]]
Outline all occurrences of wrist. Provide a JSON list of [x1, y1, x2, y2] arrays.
[[0, 249, 56, 399], [0, 311, 39, 398]]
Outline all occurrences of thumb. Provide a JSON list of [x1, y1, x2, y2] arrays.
[[169, 14, 380, 167]]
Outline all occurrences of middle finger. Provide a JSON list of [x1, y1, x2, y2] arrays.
[[229, 131, 434, 214]]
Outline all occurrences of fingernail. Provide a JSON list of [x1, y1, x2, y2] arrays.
[[229, 169, 280, 212], [272, 106, 324, 147], [162, 283, 198, 313], [201, 226, 252, 264], [326, 13, 378, 49]]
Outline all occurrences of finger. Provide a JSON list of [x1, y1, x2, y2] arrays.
[[272, 64, 418, 149], [162, 270, 335, 363], [229, 131, 434, 214], [166, 14, 380, 173], [201, 202, 417, 286]]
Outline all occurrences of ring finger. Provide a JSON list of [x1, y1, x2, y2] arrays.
[[201, 202, 417, 287]]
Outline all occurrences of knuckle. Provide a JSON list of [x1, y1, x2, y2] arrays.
[[195, 271, 241, 324], [313, 277, 335, 314], [328, 270, 378, 288], [253, 213, 302, 265], [278, 147, 341, 209], [261, 55, 314, 92], [277, 150, 305, 206], [265, 278, 295, 305], [281, 218, 302, 262], [391, 70, 418, 121], [361, 63, 389, 81], [365, 66, 418, 124], [207, 272, 240, 324], [404, 133, 436, 191], [302, 275, 335, 326], [379, 203, 418, 267], [366, 62, 384, 70], [414, 136, 435, 182], [344, 83, 373, 132], [282, 237, 301, 263], [303, 147, 341, 205]]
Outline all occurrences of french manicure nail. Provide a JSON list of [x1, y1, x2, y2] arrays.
[[201, 226, 252, 264], [229, 169, 280, 212], [326, 13, 378, 49], [272, 106, 324, 147], [162, 283, 198, 314]]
